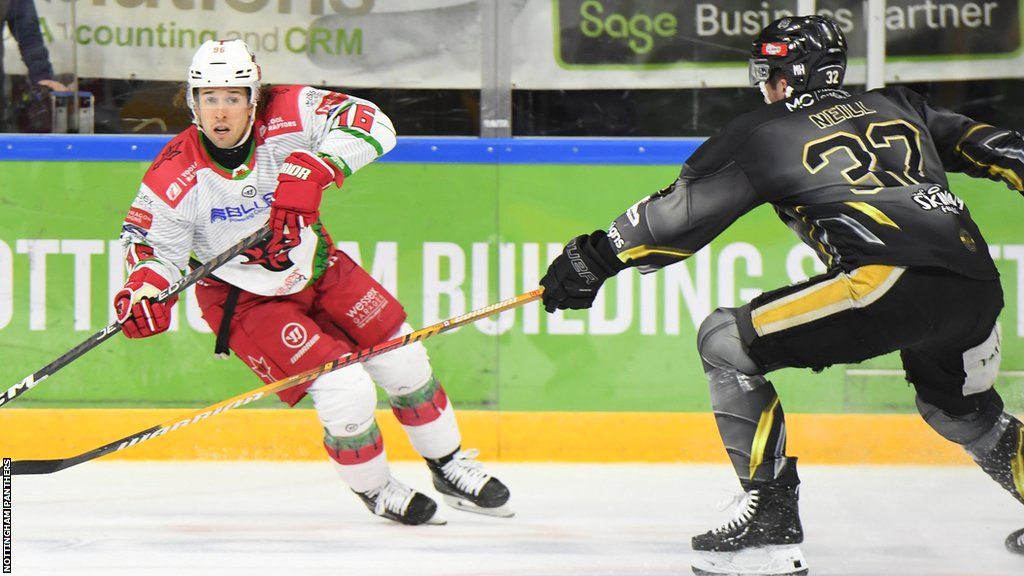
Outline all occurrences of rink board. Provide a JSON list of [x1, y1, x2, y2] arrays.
[[0, 408, 978, 465], [0, 135, 1022, 464]]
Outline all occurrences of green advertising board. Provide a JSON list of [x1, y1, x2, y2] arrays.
[[1, 138, 1023, 414]]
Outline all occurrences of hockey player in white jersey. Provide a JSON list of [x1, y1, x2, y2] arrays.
[[113, 39, 512, 525]]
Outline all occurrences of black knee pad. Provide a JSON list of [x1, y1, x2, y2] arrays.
[[697, 307, 763, 375], [916, 389, 1005, 446]]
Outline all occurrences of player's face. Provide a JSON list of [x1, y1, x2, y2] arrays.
[[196, 87, 254, 149]]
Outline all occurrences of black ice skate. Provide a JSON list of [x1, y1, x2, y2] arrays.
[[1006, 527, 1024, 555], [426, 448, 514, 518], [691, 460, 807, 576], [355, 476, 445, 526]]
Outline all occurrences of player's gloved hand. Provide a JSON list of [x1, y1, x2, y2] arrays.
[[541, 230, 625, 313], [267, 150, 342, 254], [113, 267, 176, 339]]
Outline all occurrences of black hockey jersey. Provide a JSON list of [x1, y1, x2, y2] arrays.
[[609, 86, 1024, 281]]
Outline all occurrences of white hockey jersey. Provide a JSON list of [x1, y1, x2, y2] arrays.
[[119, 85, 396, 296]]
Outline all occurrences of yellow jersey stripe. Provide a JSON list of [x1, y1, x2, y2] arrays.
[[845, 201, 900, 230], [617, 245, 693, 263], [751, 265, 904, 336]]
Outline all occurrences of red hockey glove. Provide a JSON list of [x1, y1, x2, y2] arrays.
[[540, 230, 626, 313], [113, 267, 176, 339], [267, 151, 342, 255]]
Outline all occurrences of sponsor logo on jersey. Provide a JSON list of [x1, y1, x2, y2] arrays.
[[607, 222, 625, 249], [346, 287, 388, 328], [210, 192, 273, 223], [156, 161, 200, 206], [276, 269, 309, 295], [304, 89, 326, 108], [281, 322, 308, 349], [280, 162, 312, 180], [785, 93, 817, 112], [166, 182, 183, 201], [625, 197, 649, 227], [266, 116, 299, 134], [912, 185, 965, 215], [125, 207, 153, 229], [241, 185, 257, 198]]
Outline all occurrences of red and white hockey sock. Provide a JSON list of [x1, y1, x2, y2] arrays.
[[323, 421, 390, 493], [389, 376, 461, 460]]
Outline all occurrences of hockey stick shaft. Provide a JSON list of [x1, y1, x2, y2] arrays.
[[0, 225, 272, 408], [11, 287, 544, 475]]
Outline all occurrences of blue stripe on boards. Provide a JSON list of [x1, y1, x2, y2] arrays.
[[0, 134, 703, 165]]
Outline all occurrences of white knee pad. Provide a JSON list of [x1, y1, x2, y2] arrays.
[[362, 322, 434, 395], [307, 364, 378, 437], [963, 324, 1001, 396]]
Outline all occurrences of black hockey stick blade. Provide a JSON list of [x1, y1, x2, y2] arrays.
[[11, 424, 164, 475], [1, 226, 271, 408]]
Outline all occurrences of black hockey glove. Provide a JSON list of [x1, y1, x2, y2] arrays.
[[541, 230, 625, 313]]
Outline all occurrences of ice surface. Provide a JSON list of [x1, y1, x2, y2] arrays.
[[9, 461, 1023, 575]]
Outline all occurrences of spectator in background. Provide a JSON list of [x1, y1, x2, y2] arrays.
[[0, 0, 68, 131]]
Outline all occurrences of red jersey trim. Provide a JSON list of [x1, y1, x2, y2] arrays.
[[143, 126, 206, 209], [256, 86, 305, 141]]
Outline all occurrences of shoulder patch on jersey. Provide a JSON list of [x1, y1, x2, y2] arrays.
[[258, 86, 304, 139], [314, 91, 349, 116], [143, 127, 203, 209]]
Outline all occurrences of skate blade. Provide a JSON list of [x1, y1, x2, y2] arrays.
[[442, 495, 516, 518], [424, 512, 447, 526], [691, 545, 808, 576]]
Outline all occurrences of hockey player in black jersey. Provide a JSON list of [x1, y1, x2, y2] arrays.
[[540, 14, 1024, 576]]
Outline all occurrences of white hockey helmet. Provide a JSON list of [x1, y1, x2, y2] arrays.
[[186, 39, 261, 116]]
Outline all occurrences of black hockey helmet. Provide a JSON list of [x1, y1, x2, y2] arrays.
[[749, 15, 847, 93]]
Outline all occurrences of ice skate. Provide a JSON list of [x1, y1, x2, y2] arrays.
[[691, 461, 806, 575], [355, 476, 446, 526], [427, 448, 514, 518], [1006, 527, 1024, 555]]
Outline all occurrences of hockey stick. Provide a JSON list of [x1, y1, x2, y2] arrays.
[[0, 225, 272, 408], [11, 287, 544, 475]]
